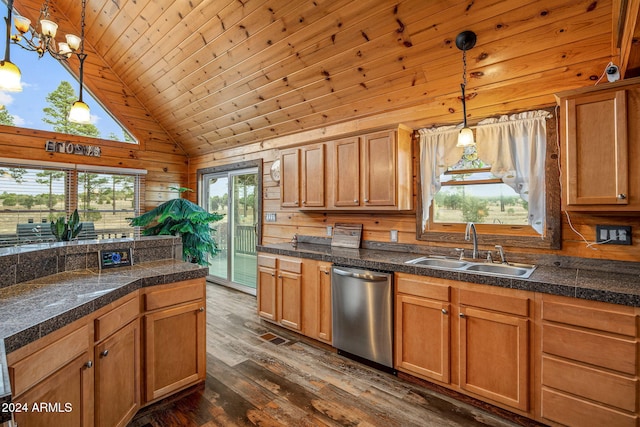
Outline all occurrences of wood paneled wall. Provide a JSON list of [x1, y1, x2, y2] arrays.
[[189, 118, 640, 264], [0, 125, 188, 211]]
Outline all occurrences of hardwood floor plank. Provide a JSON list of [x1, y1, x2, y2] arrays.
[[129, 284, 526, 427]]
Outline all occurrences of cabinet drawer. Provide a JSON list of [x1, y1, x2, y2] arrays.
[[258, 255, 276, 269], [542, 299, 636, 337], [459, 289, 529, 317], [144, 279, 205, 311], [542, 356, 637, 412], [541, 388, 638, 427], [95, 295, 140, 341], [396, 274, 451, 301], [279, 258, 302, 274], [543, 323, 637, 375], [10, 324, 90, 397]]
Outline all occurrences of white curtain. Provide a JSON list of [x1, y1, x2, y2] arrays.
[[418, 126, 463, 231], [418, 110, 550, 235]]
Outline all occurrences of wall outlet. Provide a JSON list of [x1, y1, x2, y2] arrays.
[[390, 229, 398, 242], [326, 226, 333, 236], [265, 213, 277, 222], [595, 225, 632, 245]]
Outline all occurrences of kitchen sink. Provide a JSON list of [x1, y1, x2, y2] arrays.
[[405, 256, 536, 279], [405, 257, 469, 269], [464, 263, 534, 278]]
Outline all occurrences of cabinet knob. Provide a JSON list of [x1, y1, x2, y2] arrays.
[[85, 360, 93, 369], [271, 273, 275, 277], [302, 200, 306, 205], [618, 194, 627, 200], [100, 350, 109, 358], [199, 307, 205, 312], [441, 308, 448, 315], [353, 199, 358, 203], [364, 198, 369, 203], [459, 313, 465, 318]]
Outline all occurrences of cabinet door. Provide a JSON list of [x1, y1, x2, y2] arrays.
[[395, 294, 450, 383], [333, 137, 361, 207], [459, 306, 529, 411], [317, 263, 332, 343], [257, 265, 277, 321], [281, 149, 300, 208], [95, 320, 140, 427], [564, 90, 628, 206], [278, 270, 302, 330], [363, 131, 396, 206], [13, 351, 94, 427], [301, 144, 325, 208], [144, 301, 206, 403]]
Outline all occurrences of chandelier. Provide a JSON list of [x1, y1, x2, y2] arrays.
[[455, 30, 477, 148], [2, 0, 91, 123]]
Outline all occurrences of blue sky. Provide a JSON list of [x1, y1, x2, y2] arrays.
[[0, 1, 127, 139]]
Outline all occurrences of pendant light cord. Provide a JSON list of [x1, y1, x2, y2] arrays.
[[461, 45, 468, 127], [3, 0, 14, 62], [77, 0, 87, 102]]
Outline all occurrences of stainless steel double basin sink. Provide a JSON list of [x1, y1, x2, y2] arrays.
[[405, 256, 536, 279]]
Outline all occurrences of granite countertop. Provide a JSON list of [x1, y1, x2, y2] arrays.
[[257, 242, 640, 307], [0, 258, 208, 419]]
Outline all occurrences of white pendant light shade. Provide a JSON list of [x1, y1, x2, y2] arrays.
[[40, 19, 58, 37], [65, 34, 81, 51], [456, 126, 475, 147], [13, 16, 31, 34], [0, 60, 23, 92], [68, 100, 91, 124]]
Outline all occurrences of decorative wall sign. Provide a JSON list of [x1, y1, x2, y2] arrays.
[[45, 140, 102, 157]]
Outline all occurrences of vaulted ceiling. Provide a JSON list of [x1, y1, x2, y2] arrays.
[[10, 0, 640, 157]]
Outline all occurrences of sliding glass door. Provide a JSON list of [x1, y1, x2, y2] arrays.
[[202, 168, 258, 294]]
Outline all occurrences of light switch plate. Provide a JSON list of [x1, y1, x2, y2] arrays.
[[326, 226, 333, 236], [265, 213, 277, 222], [595, 225, 632, 245], [390, 229, 398, 242]]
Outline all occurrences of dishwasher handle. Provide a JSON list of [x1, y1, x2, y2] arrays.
[[332, 268, 389, 282]]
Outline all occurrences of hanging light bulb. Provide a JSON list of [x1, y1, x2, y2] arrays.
[[455, 31, 477, 148], [68, 0, 90, 124], [0, 0, 22, 92]]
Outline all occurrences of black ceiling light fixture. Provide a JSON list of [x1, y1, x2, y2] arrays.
[[455, 30, 477, 147]]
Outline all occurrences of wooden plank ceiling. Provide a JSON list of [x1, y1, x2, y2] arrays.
[[11, 0, 640, 156]]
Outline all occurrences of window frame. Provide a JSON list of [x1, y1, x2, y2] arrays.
[[416, 110, 561, 250]]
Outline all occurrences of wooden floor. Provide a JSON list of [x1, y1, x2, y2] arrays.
[[128, 284, 526, 427]]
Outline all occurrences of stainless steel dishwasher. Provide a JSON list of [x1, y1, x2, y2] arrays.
[[331, 266, 394, 370]]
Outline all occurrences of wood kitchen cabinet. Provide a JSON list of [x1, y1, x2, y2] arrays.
[[9, 323, 94, 427], [538, 294, 639, 427], [301, 259, 332, 343], [556, 78, 640, 211], [395, 273, 451, 384], [143, 278, 206, 403], [458, 288, 530, 412], [279, 124, 413, 211], [394, 273, 532, 414], [94, 296, 140, 427], [257, 254, 302, 331]]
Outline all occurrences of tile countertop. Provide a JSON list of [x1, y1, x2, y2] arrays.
[[257, 242, 640, 307], [0, 259, 208, 421]]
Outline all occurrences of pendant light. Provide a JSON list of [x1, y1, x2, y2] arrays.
[[0, 0, 22, 92], [67, 0, 90, 124], [455, 30, 477, 148]]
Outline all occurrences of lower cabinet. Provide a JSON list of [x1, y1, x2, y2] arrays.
[[538, 294, 639, 427], [395, 273, 532, 414], [257, 253, 332, 344], [7, 278, 206, 427], [143, 279, 206, 403]]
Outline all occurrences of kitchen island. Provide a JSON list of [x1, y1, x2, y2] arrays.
[[0, 236, 208, 425]]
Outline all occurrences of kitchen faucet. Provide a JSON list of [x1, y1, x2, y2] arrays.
[[464, 222, 479, 259]]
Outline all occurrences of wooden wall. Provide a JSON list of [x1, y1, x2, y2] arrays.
[[189, 116, 640, 264], [0, 125, 188, 211]]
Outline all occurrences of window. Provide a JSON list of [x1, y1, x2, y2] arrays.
[[0, 160, 145, 247], [417, 109, 561, 250]]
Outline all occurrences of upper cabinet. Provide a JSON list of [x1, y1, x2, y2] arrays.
[[556, 77, 640, 212], [280, 125, 413, 212]]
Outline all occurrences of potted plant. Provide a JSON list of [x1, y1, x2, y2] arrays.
[[127, 187, 224, 265], [51, 209, 83, 241]]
